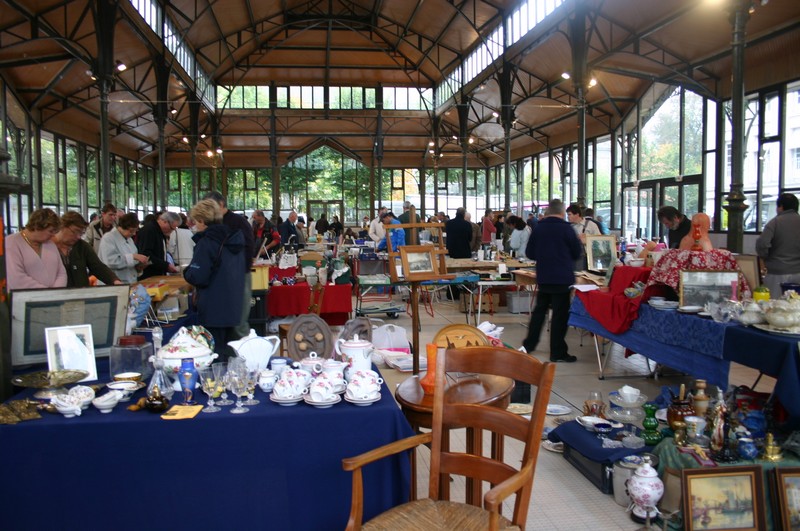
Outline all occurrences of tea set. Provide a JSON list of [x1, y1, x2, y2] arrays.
[[259, 335, 383, 408]]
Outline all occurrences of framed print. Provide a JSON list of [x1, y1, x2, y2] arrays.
[[679, 270, 739, 307], [400, 245, 438, 281], [10, 285, 130, 366], [772, 467, 800, 531], [681, 465, 765, 531], [732, 254, 761, 292], [45, 325, 97, 382], [585, 235, 617, 272]]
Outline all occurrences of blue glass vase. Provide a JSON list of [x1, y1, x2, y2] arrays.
[[179, 358, 199, 405]]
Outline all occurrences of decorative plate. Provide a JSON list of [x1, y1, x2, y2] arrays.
[[12, 369, 89, 389], [677, 305, 703, 313], [507, 403, 533, 415], [546, 404, 572, 416], [753, 323, 800, 338], [286, 314, 334, 361]]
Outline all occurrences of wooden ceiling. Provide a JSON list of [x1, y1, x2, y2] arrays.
[[1, 0, 799, 170]]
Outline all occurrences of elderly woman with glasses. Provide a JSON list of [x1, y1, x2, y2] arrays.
[[5, 208, 67, 290], [53, 211, 122, 287], [98, 212, 149, 284]]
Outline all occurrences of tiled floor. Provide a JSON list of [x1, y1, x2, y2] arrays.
[[365, 290, 775, 530]]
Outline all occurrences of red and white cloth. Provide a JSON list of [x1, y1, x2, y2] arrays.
[[646, 249, 750, 294]]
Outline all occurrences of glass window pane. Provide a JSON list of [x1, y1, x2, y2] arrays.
[[763, 92, 779, 138], [640, 85, 680, 180], [683, 90, 703, 175]]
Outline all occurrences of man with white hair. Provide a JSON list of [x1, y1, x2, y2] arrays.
[[368, 206, 388, 243]]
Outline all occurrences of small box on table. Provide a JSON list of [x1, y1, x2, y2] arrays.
[[252, 265, 270, 290]]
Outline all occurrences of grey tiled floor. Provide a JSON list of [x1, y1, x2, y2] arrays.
[[362, 290, 774, 530]]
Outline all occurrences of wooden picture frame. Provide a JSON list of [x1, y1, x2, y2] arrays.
[[585, 234, 617, 272], [732, 254, 761, 293], [45, 325, 97, 382], [681, 465, 765, 531], [10, 285, 130, 366], [400, 245, 438, 281], [772, 467, 800, 531], [679, 270, 739, 307]]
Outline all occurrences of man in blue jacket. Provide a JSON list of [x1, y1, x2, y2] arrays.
[[523, 199, 583, 362]]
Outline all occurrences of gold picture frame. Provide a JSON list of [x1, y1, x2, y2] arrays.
[[681, 465, 765, 531], [585, 234, 617, 272], [400, 245, 438, 281]]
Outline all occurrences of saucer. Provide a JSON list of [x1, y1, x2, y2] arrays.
[[304, 395, 341, 408], [678, 305, 703, 313], [344, 395, 381, 406], [546, 404, 571, 416], [270, 394, 303, 406]]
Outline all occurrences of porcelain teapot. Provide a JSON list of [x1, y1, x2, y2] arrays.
[[227, 330, 280, 372], [335, 334, 373, 379]]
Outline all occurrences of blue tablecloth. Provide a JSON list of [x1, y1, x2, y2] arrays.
[[723, 325, 800, 428], [569, 297, 733, 388], [0, 374, 413, 531], [548, 420, 653, 463]]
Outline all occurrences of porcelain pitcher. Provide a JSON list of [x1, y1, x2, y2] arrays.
[[335, 334, 373, 380]]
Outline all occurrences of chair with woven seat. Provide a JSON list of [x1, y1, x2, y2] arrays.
[[342, 346, 555, 530]]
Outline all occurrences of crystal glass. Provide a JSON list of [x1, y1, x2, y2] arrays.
[[228, 371, 249, 414], [212, 363, 233, 407], [243, 369, 260, 406], [198, 367, 221, 413]]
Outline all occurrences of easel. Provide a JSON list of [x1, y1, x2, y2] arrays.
[[386, 221, 453, 374]]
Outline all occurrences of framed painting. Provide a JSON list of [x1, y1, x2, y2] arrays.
[[681, 465, 765, 531], [400, 245, 438, 281], [772, 467, 800, 531], [732, 254, 761, 293], [679, 270, 739, 307], [10, 285, 130, 366], [45, 325, 97, 382], [585, 235, 617, 272]]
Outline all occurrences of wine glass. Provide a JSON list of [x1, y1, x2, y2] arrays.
[[212, 363, 233, 407], [228, 371, 250, 414], [586, 389, 604, 416], [198, 367, 220, 413], [243, 369, 260, 406]]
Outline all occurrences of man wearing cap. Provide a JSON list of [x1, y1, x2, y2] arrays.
[[397, 201, 419, 243]]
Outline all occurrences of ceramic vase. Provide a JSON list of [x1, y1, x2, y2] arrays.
[[667, 398, 695, 431], [640, 403, 662, 446], [179, 358, 199, 405], [419, 343, 438, 395], [627, 458, 663, 521]]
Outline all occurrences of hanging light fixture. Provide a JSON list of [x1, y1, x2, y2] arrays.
[[170, 106, 178, 115], [115, 60, 127, 72]]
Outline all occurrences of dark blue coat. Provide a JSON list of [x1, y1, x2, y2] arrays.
[[525, 216, 583, 286], [184, 224, 246, 328]]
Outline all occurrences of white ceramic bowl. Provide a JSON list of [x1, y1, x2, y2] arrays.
[[107, 381, 139, 402], [628, 258, 645, 267], [576, 416, 606, 432], [68, 385, 95, 409], [51, 395, 82, 418], [92, 391, 121, 413]]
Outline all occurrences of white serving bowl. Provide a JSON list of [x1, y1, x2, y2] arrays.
[[627, 258, 645, 267], [92, 391, 122, 413], [107, 381, 140, 402], [576, 416, 606, 432], [51, 395, 82, 418]]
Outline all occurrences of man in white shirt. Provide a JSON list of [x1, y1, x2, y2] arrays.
[[368, 206, 388, 243], [566, 204, 601, 270]]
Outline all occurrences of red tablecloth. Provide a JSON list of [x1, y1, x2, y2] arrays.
[[575, 266, 655, 334], [267, 282, 353, 325], [646, 249, 750, 294]]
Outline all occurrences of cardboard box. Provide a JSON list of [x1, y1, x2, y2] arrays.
[[252, 265, 270, 290], [458, 293, 500, 314]]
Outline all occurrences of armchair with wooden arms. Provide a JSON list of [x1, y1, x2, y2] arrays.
[[342, 346, 555, 530]]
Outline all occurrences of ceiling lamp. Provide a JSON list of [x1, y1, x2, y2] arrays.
[[588, 78, 598, 87], [429, 149, 435, 154], [492, 111, 499, 118], [115, 61, 127, 72], [170, 106, 178, 115], [200, 133, 207, 139], [468, 137, 475, 144], [215, 147, 223, 154], [206, 150, 213, 157], [85, 70, 97, 81], [561, 72, 571, 80], [182, 136, 189, 143], [428, 140, 435, 147]]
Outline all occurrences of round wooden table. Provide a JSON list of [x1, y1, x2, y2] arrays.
[[395, 373, 515, 500]]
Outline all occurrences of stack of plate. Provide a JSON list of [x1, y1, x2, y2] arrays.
[[648, 300, 679, 310]]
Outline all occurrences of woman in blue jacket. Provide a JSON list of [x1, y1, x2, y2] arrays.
[[184, 199, 246, 361]]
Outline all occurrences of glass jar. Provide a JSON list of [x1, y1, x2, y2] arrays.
[[110, 335, 154, 381]]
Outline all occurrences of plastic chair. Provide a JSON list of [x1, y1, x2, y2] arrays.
[[342, 346, 555, 530]]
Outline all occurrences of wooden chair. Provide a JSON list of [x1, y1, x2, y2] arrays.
[[342, 346, 555, 530], [432, 324, 490, 349]]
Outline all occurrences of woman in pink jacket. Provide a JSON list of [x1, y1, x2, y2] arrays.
[[6, 208, 67, 290]]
